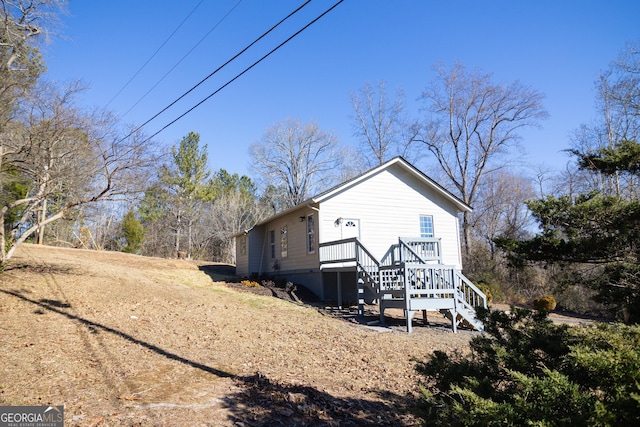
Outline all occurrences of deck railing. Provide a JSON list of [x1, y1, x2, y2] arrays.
[[319, 238, 381, 306], [319, 238, 379, 270], [319, 237, 358, 264], [380, 263, 458, 299], [381, 237, 442, 265], [399, 237, 442, 263]]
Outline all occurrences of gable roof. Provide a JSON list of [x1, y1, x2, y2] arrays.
[[315, 156, 471, 210], [246, 157, 471, 231]]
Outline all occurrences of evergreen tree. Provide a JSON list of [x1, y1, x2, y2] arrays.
[[157, 131, 212, 256], [416, 308, 640, 426], [496, 140, 640, 322], [121, 209, 145, 254]]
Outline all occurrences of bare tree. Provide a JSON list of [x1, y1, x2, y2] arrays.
[[349, 80, 414, 167], [471, 171, 536, 257], [207, 189, 270, 263], [0, 0, 65, 103], [250, 118, 340, 209], [569, 39, 640, 199], [0, 81, 156, 266], [599, 39, 640, 141], [335, 145, 366, 183], [414, 63, 547, 257], [1, 0, 66, 189]]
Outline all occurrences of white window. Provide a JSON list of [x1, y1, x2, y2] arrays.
[[420, 215, 434, 238], [280, 225, 288, 258], [307, 213, 316, 254]]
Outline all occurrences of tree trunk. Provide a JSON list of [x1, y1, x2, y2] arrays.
[[36, 198, 47, 245], [462, 210, 471, 261], [188, 220, 193, 258]]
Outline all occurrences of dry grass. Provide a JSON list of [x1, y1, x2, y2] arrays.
[[0, 244, 474, 426]]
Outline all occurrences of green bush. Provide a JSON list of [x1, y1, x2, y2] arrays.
[[415, 308, 640, 426], [121, 209, 145, 254], [470, 273, 506, 305], [533, 295, 557, 311]]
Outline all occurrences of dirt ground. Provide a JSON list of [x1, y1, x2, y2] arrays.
[[0, 244, 477, 426]]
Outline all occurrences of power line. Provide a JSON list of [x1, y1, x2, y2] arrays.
[[124, 0, 317, 143], [105, 0, 206, 109], [119, 0, 244, 119]]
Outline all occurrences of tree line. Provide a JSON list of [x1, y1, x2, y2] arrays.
[[2, 1, 639, 325]]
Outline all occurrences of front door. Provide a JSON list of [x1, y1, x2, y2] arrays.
[[341, 218, 360, 240]]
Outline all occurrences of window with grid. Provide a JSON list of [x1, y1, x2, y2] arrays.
[[307, 214, 315, 254], [269, 229, 275, 258], [420, 215, 434, 238]]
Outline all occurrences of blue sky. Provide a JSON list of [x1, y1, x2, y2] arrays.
[[44, 0, 640, 178]]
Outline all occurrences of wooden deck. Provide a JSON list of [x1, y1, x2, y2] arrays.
[[319, 237, 486, 332]]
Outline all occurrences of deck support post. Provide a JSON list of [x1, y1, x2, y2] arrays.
[[337, 272, 342, 310], [404, 266, 412, 333], [406, 310, 415, 333], [449, 308, 457, 333], [357, 275, 364, 317]]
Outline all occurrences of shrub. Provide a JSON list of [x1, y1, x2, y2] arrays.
[[469, 273, 506, 304], [415, 308, 640, 426], [533, 295, 557, 311], [241, 280, 260, 288], [121, 210, 145, 254]]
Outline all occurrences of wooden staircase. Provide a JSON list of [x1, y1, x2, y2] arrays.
[[319, 237, 486, 333]]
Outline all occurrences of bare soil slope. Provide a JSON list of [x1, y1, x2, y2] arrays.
[[0, 244, 473, 426]]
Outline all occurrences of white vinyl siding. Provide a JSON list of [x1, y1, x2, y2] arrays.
[[319, 165, 463, 268]]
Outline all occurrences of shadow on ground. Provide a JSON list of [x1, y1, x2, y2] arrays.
[[0, 288, 420, 426], [226, 373, 419, 426], [198, 263, 238, 282]]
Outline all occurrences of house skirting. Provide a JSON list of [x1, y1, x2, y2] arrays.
[[267, 269, 324, 300], [321, 270, 358, 307], [265, 268, 358, 304]]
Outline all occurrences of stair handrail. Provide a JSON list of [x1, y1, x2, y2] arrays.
[[454, 270, 487, 310], [354, 238, 380, 269], [398, 237, 442, 264], [398, 238, 429, 264]]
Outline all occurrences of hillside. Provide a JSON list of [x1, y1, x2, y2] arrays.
[[0, 244, 473, 426]]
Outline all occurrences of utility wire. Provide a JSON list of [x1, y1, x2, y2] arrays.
[[106, 0, 206, 109], [120, 0, 244, 119], [124, 0, 313, 143]]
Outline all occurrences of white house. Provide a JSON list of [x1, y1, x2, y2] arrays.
[[235, 157, 486, 332]]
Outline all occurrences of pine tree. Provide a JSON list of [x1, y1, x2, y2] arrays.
[[121, 209, 145, 254]]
